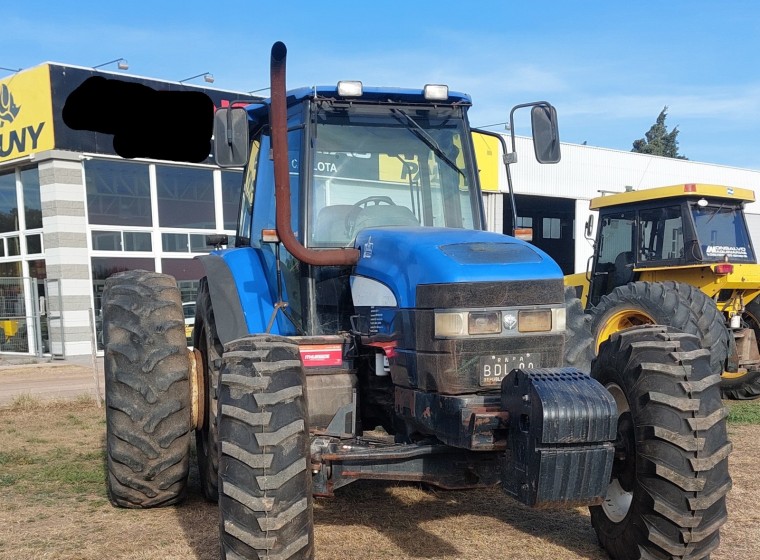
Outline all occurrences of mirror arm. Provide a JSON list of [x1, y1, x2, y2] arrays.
[[472, 128, 518, 238]]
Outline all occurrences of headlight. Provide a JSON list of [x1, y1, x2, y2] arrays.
[[468, 311, 502, 335], [518, 309, 552, 332], [434, 312, 467, 337], [434, 306, 564, 337]]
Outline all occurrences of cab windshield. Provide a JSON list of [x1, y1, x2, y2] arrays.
[[691, 203, 755, 262], [307, 103, 482, 247]]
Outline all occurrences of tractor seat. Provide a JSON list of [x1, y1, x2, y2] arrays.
[[351, 204, 419, 234], [612, 250, 635, 287]]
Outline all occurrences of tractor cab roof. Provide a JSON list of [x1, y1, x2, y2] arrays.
[[590, 183, 755, 210], [243, 85, 472, 128]]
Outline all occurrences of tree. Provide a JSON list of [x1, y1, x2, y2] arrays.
[[632, 106, 687, 159]]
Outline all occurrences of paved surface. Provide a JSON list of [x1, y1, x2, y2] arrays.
[[0, 355, 105, 407]]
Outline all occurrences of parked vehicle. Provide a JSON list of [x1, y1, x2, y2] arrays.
[[94, 43, 730, 560], [566, 183, 760, 399]]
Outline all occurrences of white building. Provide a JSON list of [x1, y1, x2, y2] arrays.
[[482, 136, 760, 275]]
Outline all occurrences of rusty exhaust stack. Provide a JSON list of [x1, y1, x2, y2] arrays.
[[270, 41, 360, 266]]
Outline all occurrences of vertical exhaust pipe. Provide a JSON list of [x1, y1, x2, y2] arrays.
[[270, 41, 359, 266]]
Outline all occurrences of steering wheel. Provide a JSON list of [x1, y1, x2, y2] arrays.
[[353, 196, 397, 209], [345, 196, 397, 236]]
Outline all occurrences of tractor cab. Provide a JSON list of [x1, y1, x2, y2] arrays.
[[584, 183, 758, 308]]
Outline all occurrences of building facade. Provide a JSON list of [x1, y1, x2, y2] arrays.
[[0, 63, 247, 356]]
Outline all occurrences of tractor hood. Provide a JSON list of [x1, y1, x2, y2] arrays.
[[352, 227, 562, 308]]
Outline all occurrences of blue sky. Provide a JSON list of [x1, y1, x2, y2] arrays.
[[3, 1, 759, 169]]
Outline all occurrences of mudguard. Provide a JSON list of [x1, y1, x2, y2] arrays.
[[197, 248, 293, 345]]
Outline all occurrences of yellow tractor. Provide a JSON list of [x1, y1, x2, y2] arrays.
[[566, 183, 760, 399]]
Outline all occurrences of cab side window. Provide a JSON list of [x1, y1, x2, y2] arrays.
[[639, 206, 683, 262]]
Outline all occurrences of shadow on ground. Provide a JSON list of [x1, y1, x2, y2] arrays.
[[171, 450, 606, 560]]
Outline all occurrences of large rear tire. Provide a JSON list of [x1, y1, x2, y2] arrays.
[[721, 300, 760, 399], [590, 326, 731, 560], [194, 277, 221, 501], [102, 270, 191, 508], [218, 335, 314, 560], [590, 281, 729, 378]]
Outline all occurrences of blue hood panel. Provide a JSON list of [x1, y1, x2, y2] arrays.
[[353, 227, 563, 308]]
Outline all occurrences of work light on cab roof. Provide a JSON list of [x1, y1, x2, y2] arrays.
[[335, 80, 449, 100]]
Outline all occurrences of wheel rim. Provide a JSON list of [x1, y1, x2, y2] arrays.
[[602, 383, 634, 523], [596, 309, 655, 352]]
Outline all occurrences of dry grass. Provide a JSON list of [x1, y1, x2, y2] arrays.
[[0, 398, 758, 560]]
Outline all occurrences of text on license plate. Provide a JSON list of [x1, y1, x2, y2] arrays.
[[479, 353, 541, 386]]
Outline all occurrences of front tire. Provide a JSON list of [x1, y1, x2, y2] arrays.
[[590, 326, 731, 559], [218, 335, 314, 560], [102, 270, 191, 508]]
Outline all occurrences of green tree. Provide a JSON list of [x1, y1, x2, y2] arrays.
[[632, 106, 687, 159]]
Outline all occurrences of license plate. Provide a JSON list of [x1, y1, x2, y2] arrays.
[[479, 353, 540, 386]]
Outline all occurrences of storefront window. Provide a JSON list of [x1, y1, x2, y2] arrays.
[[26, 234, 42, 254], [123, 232, 151, 251], [0, 262, 22, 277], [20, 167, 42, 230], [86, 160, 152, 227], [28, 260, 47, 280], [156, 165, 214, 229], [7, 237, 20, 257], [0, 171, 18, 233], [162, 233, 188, 252]]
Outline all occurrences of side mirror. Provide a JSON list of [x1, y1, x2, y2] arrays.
[[214, 107, 249, 167], [531, 104, 561, 164], [585, 215, 595, 238]]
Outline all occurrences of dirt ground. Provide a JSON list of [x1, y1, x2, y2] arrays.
[[0, 398, 757, 560]]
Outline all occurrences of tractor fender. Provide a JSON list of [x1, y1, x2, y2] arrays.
[[196, 249, 278, 345]]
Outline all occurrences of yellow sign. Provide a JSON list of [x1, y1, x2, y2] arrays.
[[0, 65, 55, 163], [471, 131, 501, 192]]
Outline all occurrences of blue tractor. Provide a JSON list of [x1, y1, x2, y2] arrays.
[[99, 43, 730, 560]]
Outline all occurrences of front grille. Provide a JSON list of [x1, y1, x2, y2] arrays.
[[417, 280, 564, 309]]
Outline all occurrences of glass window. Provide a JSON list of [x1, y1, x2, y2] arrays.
[[26, 234, 42, 254], [123, 231, 151, 252], [0, 262, 21, 277], [28, 260, 46, 280], [86, 160, 152, 227], [692, 203, 755, 262], [92, 231, 122, 251], [7, 236, 20, 257], [597, 212, 635, 267], [156, 166, 214, 229], [20, 167, 42, 230], [162, 233, 188, 252], [0, 171, 18, 233], [162, 258, 205, 305], [542, 217, 561, 239], [237, 137, 261, 244], [308, 104, 479, 247], [222, 170, 243, 230], [639, 206, 684, 261], [516, 216, 533, 228], [250, 130, 301, 247], [189, 234, 212, 253]]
